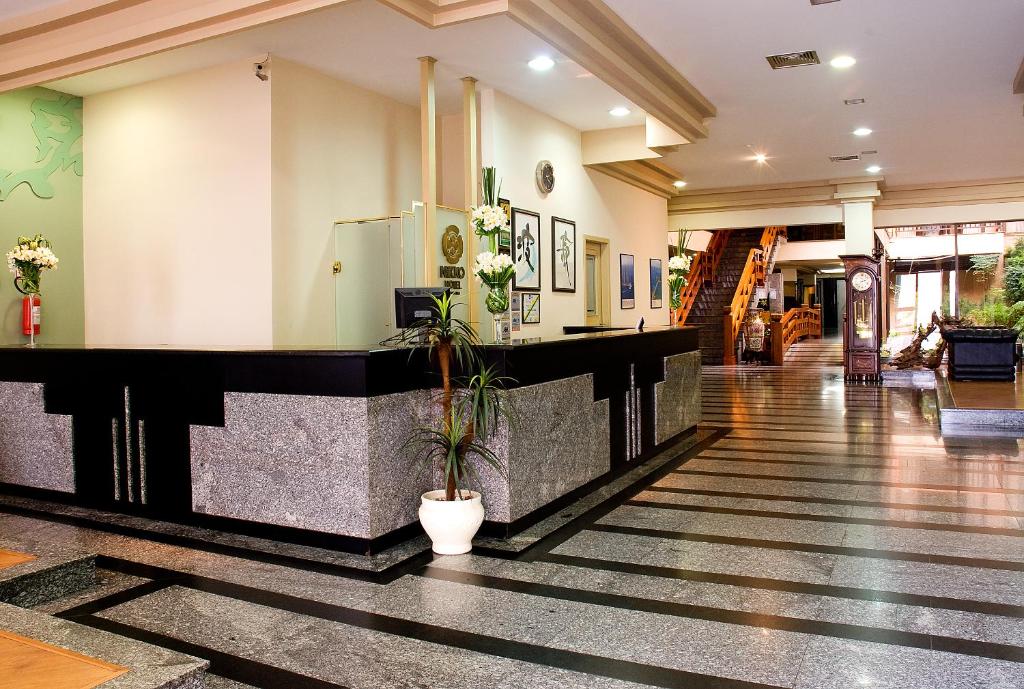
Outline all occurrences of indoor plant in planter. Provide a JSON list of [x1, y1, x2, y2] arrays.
[[399, 292, 511, 554]]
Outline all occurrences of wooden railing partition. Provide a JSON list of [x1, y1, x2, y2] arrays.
[[674, 230, 728, 325], [721, 225, 786, 364], [770, 305, 822, 365]]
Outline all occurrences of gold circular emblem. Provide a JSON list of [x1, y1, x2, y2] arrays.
[[441, 225, 464, 265]]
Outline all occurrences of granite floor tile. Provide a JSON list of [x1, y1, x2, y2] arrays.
[[840, 523, 1024, 563], [205, 676, 257, 689], [98, 586, 541, 689], [552, 529, 839, 584], [685, 458, 874, 481], [32, 568, 149, 615], [894, 606, 1024, 648], [597, 504, 850, 547], [793, 636, 1024, 689]]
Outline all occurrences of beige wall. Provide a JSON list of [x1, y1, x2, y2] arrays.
[[83, 60, 273, 346], [481, 89, 669, 335], [270, 59, 420, 345]]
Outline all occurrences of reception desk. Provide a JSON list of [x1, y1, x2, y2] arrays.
[[0, 327, 700, 553]]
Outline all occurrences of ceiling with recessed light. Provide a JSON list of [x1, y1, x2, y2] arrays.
[[605, 0, 1024, 190], [44, 0, 643, 131]]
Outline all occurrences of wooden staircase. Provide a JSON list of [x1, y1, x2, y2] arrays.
[[674, 226, 786, 365]]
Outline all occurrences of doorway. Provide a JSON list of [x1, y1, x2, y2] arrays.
[[584, 237, 610, 326], [817, 277, 846, 336]]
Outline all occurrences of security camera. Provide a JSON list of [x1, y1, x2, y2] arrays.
[[253, 59, 269, 81]]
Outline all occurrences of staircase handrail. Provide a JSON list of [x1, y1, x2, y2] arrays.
[[722, 226, 786, 364], [675, 230, 728, 324]]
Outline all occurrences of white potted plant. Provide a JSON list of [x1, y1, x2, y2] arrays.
[[399, 292, 511, 554]]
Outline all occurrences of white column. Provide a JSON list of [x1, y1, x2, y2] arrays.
[[419, 56, 438, 283], [843, 201, 875, 255]]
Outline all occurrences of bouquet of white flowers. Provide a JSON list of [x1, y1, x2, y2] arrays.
[[7, 234, 59, 295], [667, 252, 692, 311], [474, 251, 515, 314], [471, 167, 509, 252]]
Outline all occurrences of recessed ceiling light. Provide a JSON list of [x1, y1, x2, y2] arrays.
[[673, 180, 687, 188], [853, 127, 872, 137], [609, 106, 631, 117], [830, 55, 856, 69], [753, 153, 768, 164], [844, 98, 866, 105], [866, 165, 882, 173], [528, 56, 554, 72]]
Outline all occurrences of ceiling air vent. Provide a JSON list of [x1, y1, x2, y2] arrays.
[[766, 51, 820, 70], [829, 154, 861, 162], [810, 0, 841, 5]]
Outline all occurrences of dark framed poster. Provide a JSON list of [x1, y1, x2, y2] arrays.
[[620, 253, 635, 309], [650, 258, 663, 308], [551, 217, 576, 293], [512, 208, 541, 291]]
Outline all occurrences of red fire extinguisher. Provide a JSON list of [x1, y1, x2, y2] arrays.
[[21, 294, 40, 336]]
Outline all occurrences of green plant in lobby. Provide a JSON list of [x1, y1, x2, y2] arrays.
[[1001, 239, 1024, 304], [667, 230, 693, 313], [473, 251, 515, 315], [471, 167, 508, 253], [395, 292, 513, 554], [961, 288, 1024, 332]]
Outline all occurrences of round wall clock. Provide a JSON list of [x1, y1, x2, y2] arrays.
[[535, 160, 555, 194], [851, 271, 873, 292]]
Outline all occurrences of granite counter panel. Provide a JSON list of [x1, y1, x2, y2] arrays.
[[0, 381, 74, 493], [654, 351, 702, 445]]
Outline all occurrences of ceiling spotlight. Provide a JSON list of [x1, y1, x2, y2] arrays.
[[853, 127, 872, 137], [673, 180, 687, 188], [830, 55, 856, 69], [866, 164, 882, 173], [753, 153, 768, 164], [609, 106, 631, 117], [844, 98, 866, 105], [528, 56, 555, 72]]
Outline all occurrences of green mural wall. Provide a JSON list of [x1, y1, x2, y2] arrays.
[[0, 87, 84, 344]]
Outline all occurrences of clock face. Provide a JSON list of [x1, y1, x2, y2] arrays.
[[536, 160, 555, 194], [851, 271, 873, 292]]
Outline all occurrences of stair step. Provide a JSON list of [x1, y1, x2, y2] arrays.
[[0, 539, 95, 608]]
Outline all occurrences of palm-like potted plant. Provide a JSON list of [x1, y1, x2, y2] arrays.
[[398, 293, 511, 554]]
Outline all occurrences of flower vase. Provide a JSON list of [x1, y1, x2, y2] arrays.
[[485, 283, 510, 343]]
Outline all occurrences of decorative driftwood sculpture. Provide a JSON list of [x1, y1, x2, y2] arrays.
[[889, 312, 961, 370]]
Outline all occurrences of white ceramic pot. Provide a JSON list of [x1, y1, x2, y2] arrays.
[[419, 489, 485, 555]]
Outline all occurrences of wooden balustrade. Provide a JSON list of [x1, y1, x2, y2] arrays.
[[721, 225, 785, 364], [770, 305, 822, 365], [674, 230, 728, 325]]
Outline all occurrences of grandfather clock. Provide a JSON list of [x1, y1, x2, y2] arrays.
[[840, 254, 882, 381]]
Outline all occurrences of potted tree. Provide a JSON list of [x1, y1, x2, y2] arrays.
[[398, 293, 511, 554]]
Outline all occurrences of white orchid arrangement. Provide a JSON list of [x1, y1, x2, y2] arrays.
[[7, 234, 59, 295], [668, 232, 693, 311], [474, 250, 514, 315], [473, 251, 514, 287], [471, 167, 508, 252]]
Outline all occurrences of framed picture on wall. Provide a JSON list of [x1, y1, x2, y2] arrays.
[[551, 217, 576, 293], [522, 292, 541, 324], [511, 292, 522, 331], [620, 253, 635, 309], [512, 208, 541, 291], [498, 198, 512, 255], [650, 258, 663, 309]]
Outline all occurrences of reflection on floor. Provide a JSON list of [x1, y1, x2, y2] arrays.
[[2, 362, 1024, 689], [949, 376, 1024, 410]]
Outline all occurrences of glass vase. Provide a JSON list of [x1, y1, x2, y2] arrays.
[[485, 283, 510, 343]]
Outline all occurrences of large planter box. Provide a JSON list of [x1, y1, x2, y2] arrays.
[[944, 327, 1017, 381]]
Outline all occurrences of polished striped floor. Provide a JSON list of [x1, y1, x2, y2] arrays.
[[4, 361, 1024, 689]]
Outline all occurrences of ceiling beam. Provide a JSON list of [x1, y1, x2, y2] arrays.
[[0, 0, 355, 94], [505, 0, 714, 142]]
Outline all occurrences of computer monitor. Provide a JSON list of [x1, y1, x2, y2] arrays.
[[394, 288, 448, 328]]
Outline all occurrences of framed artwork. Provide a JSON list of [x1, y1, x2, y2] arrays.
[[510, 292, 522, 331], [512, 208, 541, 291], [650, 258, 663, 309], [620, 253, 635, 309], [522, 292, 541, 324], [497, 198, 512, 255], [551, 217, 576, 293]]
